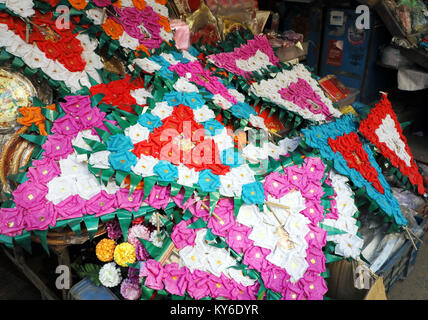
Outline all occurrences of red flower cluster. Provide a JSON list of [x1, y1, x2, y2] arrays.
[[133, 104, 230, 175], [89, 75, 145, 113], [0, 11, 86, 72], [359, 94, 425, 195], [328, 132, 384, 194]]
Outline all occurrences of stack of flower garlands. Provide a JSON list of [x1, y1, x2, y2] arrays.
[[0, 1, 425, 301]]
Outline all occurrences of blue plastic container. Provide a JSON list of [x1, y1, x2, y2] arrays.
[[68, 277, 119, 300]]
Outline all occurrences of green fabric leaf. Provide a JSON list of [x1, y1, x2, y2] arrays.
[[319, 223, 347, 236], [183, 186, 194, 204], [90, 93, 105, 107], [117, 209, 132, 240], [187, 218, 207, 230], [209, 191, 220, 216], [103, 121, 123, 135], [82, 138, 106, 152], [143, 176, 158, 200], [94, 127, 112, 143], [20, 134, 47, 146], [129, 172, 143, 195], [83, 216, 99, 241], [68, 219, 82, 236]]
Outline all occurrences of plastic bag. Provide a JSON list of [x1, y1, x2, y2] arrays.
[[186, 1, 221, 46]]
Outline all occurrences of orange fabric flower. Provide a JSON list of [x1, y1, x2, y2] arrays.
[[69, 0, 88, 10], [136, 44, 151, 57], [155, 0, 167, 4], [132, 0, 146, 10], [123, 175, 144, 190], [158, 15, 171, 33], [102, 18, 124, 40], [112, 0, 122, 8]]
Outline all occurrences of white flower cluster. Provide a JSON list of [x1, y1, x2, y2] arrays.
[[322, 171, 363, 259], [235, 50, 274, 72], [250, 64, 342, 123], [99, 262, 122, 288], [237, 190, 311, 283], [0, 24, 103, 92], [179, 229, 256, 287], [375, 114, 411, 167], [0, 0, 34, 17]]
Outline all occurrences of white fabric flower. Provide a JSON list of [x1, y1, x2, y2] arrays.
[[22, 46, 49, 70], [99, 262, 122, 288], [151, 101, 174, 120], [151, 2, 169, 17], [284, 253, 309, 283], [266, 246, 291, 267], [173, 78, 199, 93], [124, 123, 150, 144], [72, 130, 100, 152], [267, 142, 281, 160], [46, 176, 78, 205], [179, 245, 208, 272], [283, 213, 310, 239], [248, 224, 278, 251], [193, 105, 215, 123], [230, 164, 256, 185], [228, 89, 245, 103], [249, 114, 267, 130], [75, 175, 102, 200], [102, 179, 122, 195], [177, 165, 199, 187], [132, 155, 159, 177], [212, 94, 232, 110], [219, 172, 242, 197], [193, 229, 214, 254], [134, 58, 161, 73], [242, 144, 268, 163], [160, 53, 178, 65], [334, 234, 364, 259], [225, 268, 256, 287], [150, 230, 165, 248], [212, 129, 234, 152], [182, 50, 197, 62], [237, 204, 262, 228], [264, 192, 306, 226], [82, 51, 104, 71], [45, 60, 69, 82], [206, 247, 235, 277], [59, 153, 91, 178], [277, 136, 301, 156], [86, 8, 105, 25], [76, 34, 98, 52], [160, 28, 173, 42], [89, 150, 111, 169], [119, 32, 139, 50], [130, 88, 153, 105], [6, 0, 34, 17]]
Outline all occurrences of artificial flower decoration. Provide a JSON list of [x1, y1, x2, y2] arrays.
[[96, 238, 117, 262], [303, 114, 406, 226], [250, 64, 342, 123], [241, 181, 265, 205], [138, 113, 163, 132], [114, 242, 136, 267], [99, 262, 122, 287], [359, 93, 425, 195], [197, 169, 221, 193]]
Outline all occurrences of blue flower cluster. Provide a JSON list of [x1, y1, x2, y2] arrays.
[[203, 119, 224, 136], [164, 91, 205, 109], [230, 102, 257, 119], [138, 113, 163, 132], [106, 134, 137, 172]]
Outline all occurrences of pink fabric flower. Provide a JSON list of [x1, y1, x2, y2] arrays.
[[302, 157, 326, 181], [263, 171, 290, 199], [282, 281, 304, 300], [0, 207, 25, 237], [27, 157, 61, 184], [301, 199, 325, 224], [56, 195, 86, 220], [79, 106, 106, 130], [225, 224, 253, 254], [207, 273, 234, 299], [86, 190, 117, 217], [42, 134, 74, 160], [206, 206, 235, 238], [261, 265, 291, 293], [305, 247, 326, 274], [230, 283, 259, 300], [304, 224, 327, 250], [141, 259, 164, 291], [13, 181, 48, 210], [243, 246, 271, 271], [185, 269, 211, 300], [117, 189, 144, 212], [135, 241, 150, 261], [144, 185, 171, 210], [171, 220, 196, 249], [162, 263, 189, 296], [51, 114, 83, 136], [301, 273, 328, 300], [23, 202, 57, 231], [60, 95, 91, 116]]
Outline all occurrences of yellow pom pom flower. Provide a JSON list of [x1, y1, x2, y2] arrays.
[[96, 239, 116, 262], [114, 242, 136, 267]]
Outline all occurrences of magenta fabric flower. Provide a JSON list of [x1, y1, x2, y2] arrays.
[[42, 134, 73, 160], [86, 190, 117, 217], [23, 202, 57, 231], [207, 273, 234, 299], [230, 283, 258, 300], [93, 0, 111, 7], [78, 107, 106, 130], [128, 224, 150, 248], [185, 269, 211, 300], [120, 279, 142, 300], [117, 189, 144, 212], [225, 224, 253, 254], [106, 219, 122, 240], [301, 182, 324, 200], [13, 181, 48, 210], [261, 265, 290, 293], [171, 220, 196, 249], [305, 247, 326, 274], [141, 259, 164, 291], [162, 263, 189, 296], [243, 246, 271, 271], [282, 281, 304, 300], [304, 224, 327, 249], [0, 207, 25, 237], [263, 171, 290, 199], [302, 157, 325, 180], [144, 185, 171, 210], [27, 157, 61, 184], [285, 166, 307, 188], [56, 195, 86, 220], [51, 114, 83, 136], [60, 95, 91, 116], [206, 206, 235, 238], [301, 273, 328, 300], [188, 199, 210, 219], [301, 199, 325, 224]]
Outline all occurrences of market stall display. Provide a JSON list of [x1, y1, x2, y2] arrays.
[[0, 0, 426, 301]]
